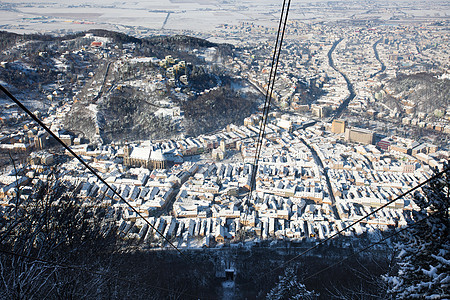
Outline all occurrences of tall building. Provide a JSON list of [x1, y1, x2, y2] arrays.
[[345, 127, 374, 145], [220, 139, 226, 152], [34, 132, 48, 149], [311, 105, 332, 118], [331, 119, 347, 134], [377, 138, 392, 151]]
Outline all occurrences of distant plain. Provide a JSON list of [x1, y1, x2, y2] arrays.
[[1, 0, 448, 35]]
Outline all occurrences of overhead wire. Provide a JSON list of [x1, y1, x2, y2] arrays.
[[251, 0, 291, 195], [251, 0, 287, 176], [241, 0, 448, 284], [0, 84, 184, 256], [0, 84, 226, 298], [250, 0, 292, 202], [237, 0, 450, 285], [242, 164, 450, 286], [0, 0, 295, 290], [302, 211, 439, 282], [1, 4, 447, 294]]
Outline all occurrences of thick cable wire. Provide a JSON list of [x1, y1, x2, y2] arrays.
[[242, 164, 450, 286], [251, 0, 291, 192], [0, 84, 184, 256], [251, 0, 287, 173], [302, 211, 438, 282], [2, 22, 446, 295], [250, 0, 291, 201]]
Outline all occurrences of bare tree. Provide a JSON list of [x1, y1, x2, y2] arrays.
[[0, 174, 119, 299]]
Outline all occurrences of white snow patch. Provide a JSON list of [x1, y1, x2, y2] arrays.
[[154, 108, 173, 117], [129, 57, 159, 64], [397, 248, 408, 259], [431, 254, 450, 266], [87, 104, 98, 114], [422, 265, 438, 278]]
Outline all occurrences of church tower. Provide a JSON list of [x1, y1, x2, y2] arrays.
[[124, 144, 131, 166], [220, 139, 226, 152]]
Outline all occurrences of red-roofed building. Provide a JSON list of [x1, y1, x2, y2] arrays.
[[91, 41, 103, 48]]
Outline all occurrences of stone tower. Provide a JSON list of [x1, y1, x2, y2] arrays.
[[220, 139, 226, 152]]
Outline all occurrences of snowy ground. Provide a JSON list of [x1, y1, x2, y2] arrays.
[[1, 0, 448, 35], [182, 149, 244, 165]]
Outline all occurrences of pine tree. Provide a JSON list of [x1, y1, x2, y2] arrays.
[[384, 163, 450, 299], [266, 267, 319, 300]]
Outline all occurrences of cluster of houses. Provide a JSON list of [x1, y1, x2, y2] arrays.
[[1, 111, 448, 248], [229, 20, 450, 134]]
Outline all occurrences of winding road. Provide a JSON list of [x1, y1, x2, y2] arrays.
[[327, 38, 356, 122], [370, 38, 386, 78]]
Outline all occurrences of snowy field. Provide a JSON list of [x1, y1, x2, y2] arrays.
[[0, 0, 448, 35]]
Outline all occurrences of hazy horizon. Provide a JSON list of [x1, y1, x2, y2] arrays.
[[0, 0, 448, 36]]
